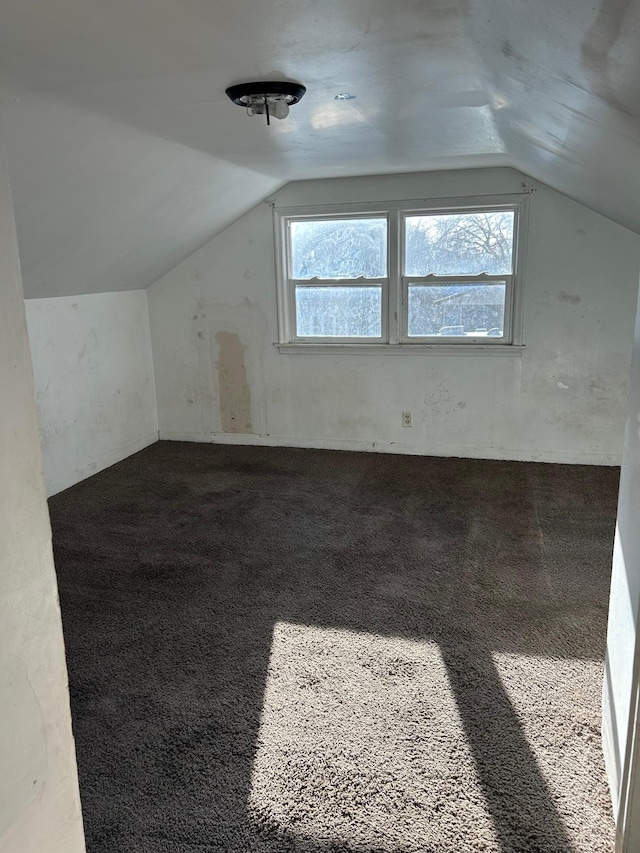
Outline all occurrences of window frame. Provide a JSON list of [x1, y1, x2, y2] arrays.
[[287, 211, 389, 344], [274, 194, 528, 351]]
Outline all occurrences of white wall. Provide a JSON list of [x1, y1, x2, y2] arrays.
[[0, 127, 85, 851], [603, 268, 640, 848], [25, 290, 158, 496], [148, 168, 640, 465]]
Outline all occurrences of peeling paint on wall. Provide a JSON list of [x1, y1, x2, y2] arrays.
[[148, 173, 640, 465], [189, 294, 269, 436], [215, 331, 253, 434]]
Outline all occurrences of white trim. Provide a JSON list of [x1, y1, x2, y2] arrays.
[[511, 195, 529, 346], [274, 195, 527, 350], [272, 203, 291, 343], [617, 675, 640, 850], [603, 691, 620, 816], [273, 193, 528, 216], [158, 430, 619, 466], [276, 343, 525, 356]]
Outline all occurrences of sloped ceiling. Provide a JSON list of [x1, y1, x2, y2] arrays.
[[1, 0, 638, 298]]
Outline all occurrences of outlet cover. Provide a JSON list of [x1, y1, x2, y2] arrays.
[[402, 411, 412, 428]]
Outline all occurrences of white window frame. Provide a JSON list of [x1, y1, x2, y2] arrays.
[[286, 212, 389, 344], [274, 194, 528, 354]]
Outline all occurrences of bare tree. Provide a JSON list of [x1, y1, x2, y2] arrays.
[[292, 211, 514, 337], [405, 211, 514, 276]]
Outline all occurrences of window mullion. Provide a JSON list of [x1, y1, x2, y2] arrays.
[[388, 211, 400, 344]]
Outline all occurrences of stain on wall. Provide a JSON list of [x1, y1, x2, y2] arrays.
[[215, 331, 253, 434], [581, 0, 634, 113], [148, 173, 640, 465], [558, 291, 581, 305]]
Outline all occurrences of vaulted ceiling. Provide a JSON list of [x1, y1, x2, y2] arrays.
[[1, 0, 638, 298]]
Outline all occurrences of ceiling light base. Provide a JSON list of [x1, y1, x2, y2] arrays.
[[225, 81, 306, 125]]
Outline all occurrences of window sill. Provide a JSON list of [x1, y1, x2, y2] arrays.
[[276, 343, 525, 357]]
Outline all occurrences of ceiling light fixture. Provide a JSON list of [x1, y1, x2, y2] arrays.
[[335, 92, 356, 100], [225, 81, 306, 125]]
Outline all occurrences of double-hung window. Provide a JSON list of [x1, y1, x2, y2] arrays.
[[402, 207, 516, 343], [275, 197, 525, 351], [287, 216, 389, 342]]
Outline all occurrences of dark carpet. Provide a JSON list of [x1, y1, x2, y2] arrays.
[[49, 442, 618, 853]]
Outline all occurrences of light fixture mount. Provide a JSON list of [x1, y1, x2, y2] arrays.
[[225, 81, 306, 125]]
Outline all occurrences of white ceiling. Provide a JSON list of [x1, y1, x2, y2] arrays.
[[1, 0, 638, 298]]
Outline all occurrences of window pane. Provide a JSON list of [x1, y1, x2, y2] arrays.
[[296, 286, 382, 337], [407, 283, 506, 338], [405, 210, 514, 276], [290, 218, 387, 279]]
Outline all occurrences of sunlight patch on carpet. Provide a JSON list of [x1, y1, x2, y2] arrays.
[[248, 620, 498, 850], [490, 651, 612, 849]]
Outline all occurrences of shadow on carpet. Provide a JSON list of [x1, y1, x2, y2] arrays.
[[49, 442, 618, 853]]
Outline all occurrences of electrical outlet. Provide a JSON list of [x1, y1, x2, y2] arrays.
[[402, 411, 412, 428]]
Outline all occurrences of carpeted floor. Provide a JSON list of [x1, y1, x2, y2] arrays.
[[49, 442, 619, 853]]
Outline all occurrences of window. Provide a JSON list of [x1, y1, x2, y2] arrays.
[[288, 216, 388, 341], [275, 196, 526, 351], [403, 209, 515, 343]]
